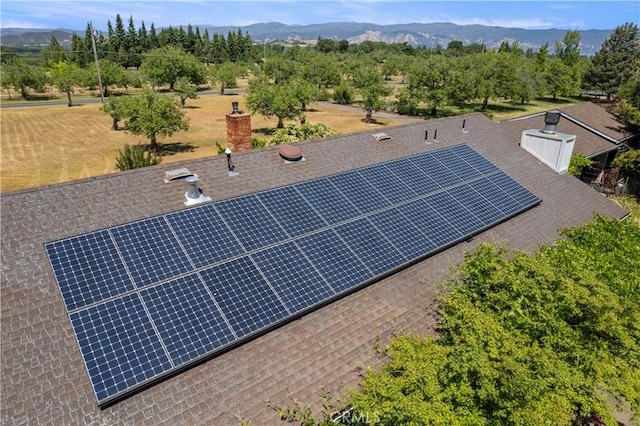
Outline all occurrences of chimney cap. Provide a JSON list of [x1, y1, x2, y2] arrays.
[[541, 110, 561, 134], [231, 101, 243, 114]]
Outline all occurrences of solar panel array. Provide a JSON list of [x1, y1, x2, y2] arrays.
[[45, 144, 541, 407]]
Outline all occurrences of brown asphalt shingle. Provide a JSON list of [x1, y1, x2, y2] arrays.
[[0, 111, 628, 425]]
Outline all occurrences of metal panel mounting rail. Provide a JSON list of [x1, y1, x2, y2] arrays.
[[44, 144, 541, 408]]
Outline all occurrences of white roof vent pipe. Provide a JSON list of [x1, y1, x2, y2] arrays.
[[184, 176, 212, 206]]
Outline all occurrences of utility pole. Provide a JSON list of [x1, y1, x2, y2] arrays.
[[89, 22, 105, 104]]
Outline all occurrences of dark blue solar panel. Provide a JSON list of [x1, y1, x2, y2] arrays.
[[424, 191, 484, 236], [140, 273, 235, 366], [257, 186, 327, 237], [467, 177, 524, 216], [369, 208, 438, 260], [447, 184, 504, 226], [335, 217, 406, 275], [45, 230, 134, 311], [70, 293, 172, 403], [110, 217, 193, 287], [200, 257, 289, 338], [410, 153, 462, 188], [430, 149, 481, 181], [252, 242, 334, 313], [449, 145, 500, 175], [215, 195, 288, 251], [296, 179, 360, 224], [166, 204, 244, 268], [488, 172, 540, 207], [358, 164, 417, 203], [398, 199, 463, 247], [297, 229, 374, 293], [47, 143, 541, 407], [384, 157, 441, 196], [329, 171, 390, 214]]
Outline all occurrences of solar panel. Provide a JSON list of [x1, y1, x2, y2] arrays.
[[447, 183, 505, 226], [368, 207, 438, 260], [430, 148, 482, 181], [425, 190, 485, 236], [358, 164, 417, 203], [256, 186, 327, 237], [70, 293, 173, 403], [166, 204, 244, 268], [251, 242, 334, 313], [46, 143, 541, 407], [384, 157, 441, 196], [296, 179, 361, 224], [329, 171, 390, 214], [335, 217, 407, 275], [410, 153, 462, 188], [110, 217, 193, 287], [45, 230, 134, 311], [199, 257, 289, 338], [215, 195, 288, 251], [140, 273, 236, 366], [296, 229, 374, 293], [398, 198, 463, 247]]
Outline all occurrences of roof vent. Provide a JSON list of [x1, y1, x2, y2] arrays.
[[279, 145, 304, 163], [164, 168, 196, 183], [184, 176, 211, 206], [372, 132, 391, 141], [541, 110, 561, 134]]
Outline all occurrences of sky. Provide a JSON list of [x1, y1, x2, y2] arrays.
[[0, 1, 637, 32]]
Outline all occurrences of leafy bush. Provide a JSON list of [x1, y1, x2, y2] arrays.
[[115, 144, 163, 171], [270, 122, 338, 145], [568, 152, 593, 176], [612, 149, 640, 176], [347, 216, 640, 425], [332, 82, 354, 105]]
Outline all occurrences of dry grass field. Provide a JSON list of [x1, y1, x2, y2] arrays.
[[0, 93, 397, 193]]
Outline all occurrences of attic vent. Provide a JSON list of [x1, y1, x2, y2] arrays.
[[372, 132, 391, 141], [279, 145, 304, 163], [164, 168, 196, 183]]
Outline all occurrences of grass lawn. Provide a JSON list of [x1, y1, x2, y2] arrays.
[[1, 80, 585, 193], [0, 93, 395, 193]]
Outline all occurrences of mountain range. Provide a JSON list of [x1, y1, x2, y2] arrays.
[[0, 22, 613, 56]]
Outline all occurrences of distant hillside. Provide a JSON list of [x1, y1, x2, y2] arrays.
[[0, 22, 612, 55]]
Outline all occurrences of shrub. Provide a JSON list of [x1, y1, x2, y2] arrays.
[[568, 153, 592, 176], [115, 144, 163, 171], [332, 83, 354, 105], [270, 122, 339, 145]]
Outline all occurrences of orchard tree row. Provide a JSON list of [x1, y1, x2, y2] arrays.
[[1, 21, 638, 127]]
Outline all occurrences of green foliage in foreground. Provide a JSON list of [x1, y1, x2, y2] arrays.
[[115, 144, 163, 171], [346, 216, 640, 425], [568, 153, 593, 176], [271, 122, 339, 145]]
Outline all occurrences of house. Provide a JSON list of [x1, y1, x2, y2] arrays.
[[0, 111, 628, 424], [501, 101, 640, 192]]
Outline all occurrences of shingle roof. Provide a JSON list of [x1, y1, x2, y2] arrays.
[[500, 101, 639, 158], [0, 111, 628, 425]]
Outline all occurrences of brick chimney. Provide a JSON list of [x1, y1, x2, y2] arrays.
[[226, 101, 252, 152]]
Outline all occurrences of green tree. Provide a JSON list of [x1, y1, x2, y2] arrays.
[[112, 87, 189, 151], [351, 64, 391, 122], [347, 216, 640, 425], [246, 75, 303, 128], [173, 77, 198, 108], [1, 58, 47, 99], [92, 59, 128, 97], [49, 61, 84, 106], [209, 61, 245, 95], [568, 153, 593, 176], [584, 22, 640, 100], [140, 45, 207, 90], [40, 36, 67, 66], [612, 149, 640, 177], [270, 122, 338, 145]]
